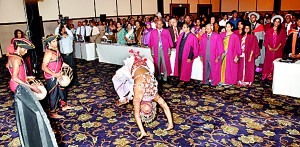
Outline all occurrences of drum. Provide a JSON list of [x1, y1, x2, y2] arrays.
[[59, 63, 73, 87], [26, 76, 47, 100]]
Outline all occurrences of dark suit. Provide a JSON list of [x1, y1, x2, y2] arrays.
[[283, 27, 300, 59], [167, 26, 180, 48]]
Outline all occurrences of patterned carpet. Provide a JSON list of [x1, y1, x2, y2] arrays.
[[0, 56, 300, 147]]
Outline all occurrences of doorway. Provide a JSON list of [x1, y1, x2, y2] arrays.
[[198, 4, 212, 17], [170, 4, 190, 17]]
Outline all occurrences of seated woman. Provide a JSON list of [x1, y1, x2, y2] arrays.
[[124, 23, 135, 44], [112, 49, 173, 140]]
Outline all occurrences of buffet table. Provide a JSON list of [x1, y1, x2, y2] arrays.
[[272, 58, 300, 98], [96, 44, 203, 81], [74, 42, 96, 61]]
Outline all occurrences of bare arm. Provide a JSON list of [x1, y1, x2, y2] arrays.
[[11, 57, 40, 93], [42, 52, 61, 80]]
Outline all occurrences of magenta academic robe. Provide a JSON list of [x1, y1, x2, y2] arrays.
[[262, 28, 287, 78], [148, 29, 173, 75], [174, 32, 199, 82], [237, 34, 260, 83], [220, 32, 242, 84], [199, 32, 224, 86]]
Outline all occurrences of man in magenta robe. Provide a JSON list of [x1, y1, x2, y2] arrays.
[[174, 24, 199, 86], [148, 20, 173, 82], [199, 24, 224, 86]]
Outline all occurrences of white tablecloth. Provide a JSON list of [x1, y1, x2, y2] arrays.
[[96, 44, 203, 81], [272, 58, 300, 98], [74, 42, 96, 61]]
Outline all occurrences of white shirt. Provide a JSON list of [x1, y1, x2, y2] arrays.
[[151, 22, 156, 29], [58, 28, 74, 54], [91, 26, 100, 36], [286, 22, 294, 35], [219, 19, 228, 27], [81, 25, 91, 37]]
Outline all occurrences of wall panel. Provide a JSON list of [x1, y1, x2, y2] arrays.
[[142, 0, 158, 15], [257, 0, 273, 11], [38, 0, 59, 21], [211, 0, 220, 12], [190, 0, 198, 13], [60, 0, 94, 18], [221, 0, 238, 12], [281, 0, 300, 11], [132, 0, 142, 15], [164, 0, 171, 14], [117, 0, 131, 15], [0, 0, 26, 23], [96, 0, 117, 16], [239, 0, 256, 12]]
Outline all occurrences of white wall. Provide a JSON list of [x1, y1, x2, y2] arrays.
[[0, 0, 26, 23]]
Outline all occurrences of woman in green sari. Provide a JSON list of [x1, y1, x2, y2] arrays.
[[115, 22, 127, 45]]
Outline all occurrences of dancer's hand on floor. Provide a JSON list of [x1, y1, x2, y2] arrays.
[[137, 132, 149, 140]]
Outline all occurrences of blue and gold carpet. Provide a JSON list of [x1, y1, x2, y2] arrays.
[[0, 57, 299, 147]]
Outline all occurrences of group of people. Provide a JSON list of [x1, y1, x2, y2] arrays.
[[142, 11, 300, 87], [6, 10, 300, 140]]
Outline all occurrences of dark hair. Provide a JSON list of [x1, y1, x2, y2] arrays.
[[270, 18, 282, 35], [222, 13, 227, 17], [225, 21, 234, 31], [218, 26, 225, 33], [14, 29, 24, 38], [237, 20, 244, 26], [183, 23, 192, 30], [232, 10, 238, 14], [241, 22, 252, 36]]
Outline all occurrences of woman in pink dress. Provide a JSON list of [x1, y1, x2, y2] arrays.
[[262, 15, 287, 80]]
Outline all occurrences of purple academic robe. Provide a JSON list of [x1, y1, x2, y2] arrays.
[[262, 28, 286, 79], [199, 32, 224, 86], [237, 34, 260, 83], [174, 32, 199, 82], [220, 32, 242, 85], [148, 29, 173, 75]]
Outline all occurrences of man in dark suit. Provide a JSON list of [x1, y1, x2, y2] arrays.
[[283, 17, 300, 59], [167, 18, 180, 48]]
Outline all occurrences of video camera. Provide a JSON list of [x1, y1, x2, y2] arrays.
[[58, 14, 69, 26]]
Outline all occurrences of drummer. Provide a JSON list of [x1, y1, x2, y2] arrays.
[[6, 38, 41, 93], [42, 34, 73, 119]]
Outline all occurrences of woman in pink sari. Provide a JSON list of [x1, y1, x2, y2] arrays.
[[262, 15, 287, 80]]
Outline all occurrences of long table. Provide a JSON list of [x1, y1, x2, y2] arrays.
[[272, 58, 300, 98], [96, 44, 203, 81]]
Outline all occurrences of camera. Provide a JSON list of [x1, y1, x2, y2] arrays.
[[58, 14, 69, 26]]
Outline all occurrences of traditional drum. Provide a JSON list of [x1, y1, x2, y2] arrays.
[[26, 76, 47, 100], [59, 63, 73, 87]]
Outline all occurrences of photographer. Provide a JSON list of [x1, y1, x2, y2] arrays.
[[55, 25, 80, 86]]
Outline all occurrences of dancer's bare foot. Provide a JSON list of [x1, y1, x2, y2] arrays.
[[115, 100, 128, 106], [165, 124, 174, 131], [49, 112, 65, 119], [62, 105, 74, 111], [137, 132, 149, 140]]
